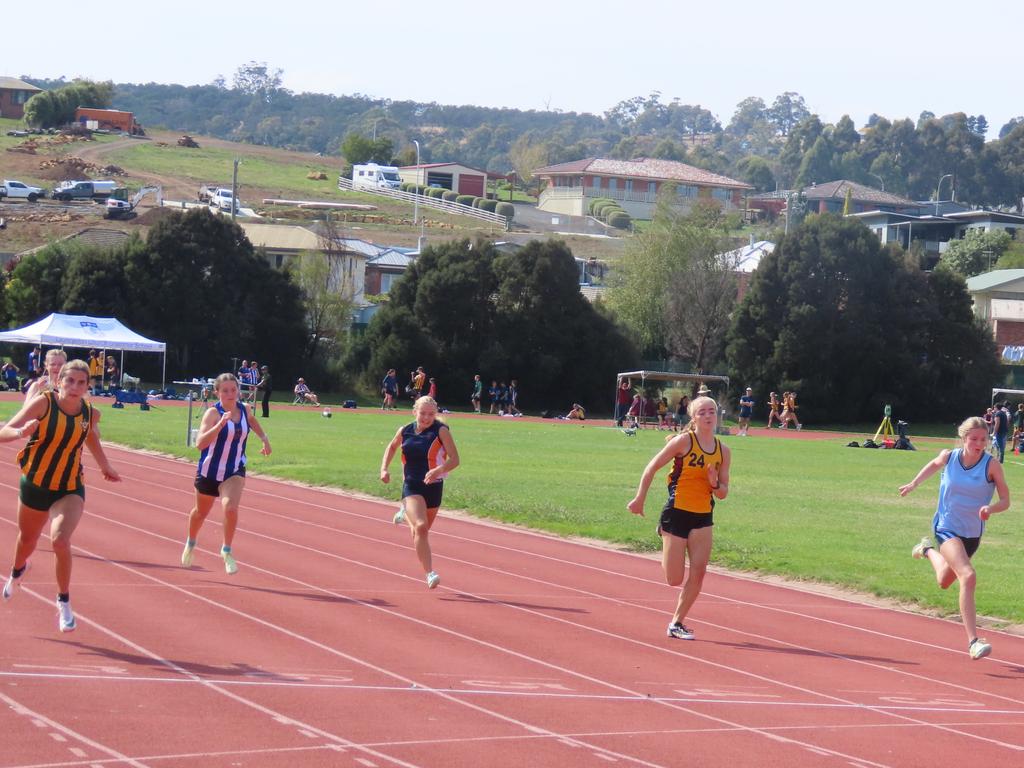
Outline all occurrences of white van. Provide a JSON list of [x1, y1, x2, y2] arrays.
[[352, 163, 402, 190]]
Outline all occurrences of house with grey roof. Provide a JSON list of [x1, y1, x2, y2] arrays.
[[847, 202, 1024, 268], [533, 157, 752, 220], [801, 179, 918, 216], [965, 270, 1024, 358], [0, 76, 41, 120]]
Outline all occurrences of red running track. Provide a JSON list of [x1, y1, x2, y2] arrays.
[[1, 441, 1023, 767]]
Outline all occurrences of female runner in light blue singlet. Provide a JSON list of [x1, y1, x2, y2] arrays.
[[899, 416, 1010, 660]]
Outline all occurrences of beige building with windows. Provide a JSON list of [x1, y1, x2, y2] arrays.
[[533, 157, 751, 219]]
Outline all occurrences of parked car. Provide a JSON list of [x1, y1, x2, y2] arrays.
[[50, 180, 118, 201], [209, 188, 240, 212], [0, 179, 45, 202]]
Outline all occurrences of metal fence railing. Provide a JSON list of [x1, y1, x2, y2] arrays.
[[337, 177, 509, 229]]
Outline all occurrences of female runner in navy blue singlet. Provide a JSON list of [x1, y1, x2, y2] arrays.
[[899, 416, 1009, 659], [181, 373, 271, 575], [380, 396, 460, 589]]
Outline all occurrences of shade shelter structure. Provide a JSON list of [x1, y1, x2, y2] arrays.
[[615, 370, 731, 425], [0, 313, 167, 388]]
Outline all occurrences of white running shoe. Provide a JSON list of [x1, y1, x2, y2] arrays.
[[969, 638, 992, 660], [181, 543, 195, 568], [667, 621, 695, 640], [2, 561, 30, 601], [57, 599, 76, 633], [426, 571, 440, 589], [393, 502, 406, 525], [222, 549, 238, 575], [911, 537, 932, 559]]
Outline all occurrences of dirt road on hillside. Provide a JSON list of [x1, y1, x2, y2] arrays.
[[74, 136, 194, 200]]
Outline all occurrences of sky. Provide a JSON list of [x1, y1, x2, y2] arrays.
[[5, 1, 1023, 139]]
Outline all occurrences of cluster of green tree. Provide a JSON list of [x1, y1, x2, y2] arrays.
[[728, 214, 1000, 423], [609, 200, 999, 423], [344, 239, 637, 410], [23, 72, 1024, 208], [22, 80, 113, 129], [0, 209, 308, 384]]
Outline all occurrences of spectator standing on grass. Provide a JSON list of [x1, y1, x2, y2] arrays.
[[767, 391, 782, 429], [737, 388, 755, 436], [615, 379, 633, 426], [412, 367, 426, 399], [380, 396, 460, 590], [992, 402, 1010, 463], [382, 368, 399, 410], [2, 359, 121, 633], [256, 365, 272, 418], [26, 349, 67, 400], [105, 355, 119, 391], [674, 394, 690, 433], [488, 380, 499, 414], [427, 377, 437, 402], [899, 416, 1010, 660], [627, 395, 730, 641], [87, 351, 103, 393], [246, 361, 261, 404], [27, 347, 40, 377], [1013, 404, 1024, 454], [508, 379, 521, 416], [181, 373, 271, 576], [470, 374, 483, 414]]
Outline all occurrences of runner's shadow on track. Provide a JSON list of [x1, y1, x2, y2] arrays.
[[48, 641, 307, 680], [232, 583, 394, 607], [442, 593, 587, 614], [985, 665, 1024, 679], [712, 640, 916, 665], [78, 554, 182, 571]]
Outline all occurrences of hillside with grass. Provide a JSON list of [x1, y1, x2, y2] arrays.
[[1, 118, 626, 259]]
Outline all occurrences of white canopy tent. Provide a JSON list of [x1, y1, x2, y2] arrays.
[[0, 313, 167, 388], [992, 387, 1024, 405]]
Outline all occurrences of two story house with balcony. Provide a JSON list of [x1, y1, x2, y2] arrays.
[[533, 157, 752, 220]]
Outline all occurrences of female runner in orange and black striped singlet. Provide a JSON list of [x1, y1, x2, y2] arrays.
[[628, 396, 731, 641], [2, 359, 120, 633]]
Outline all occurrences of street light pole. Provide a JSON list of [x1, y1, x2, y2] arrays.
[[412, 139, 425, 251], [231, 157, 241, 222], [935, 174, 953, 217], [412, 139, 420, 228]]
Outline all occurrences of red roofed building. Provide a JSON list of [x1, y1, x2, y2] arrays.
[[533, 157, 752, 219], [0, 76, 42, 120]]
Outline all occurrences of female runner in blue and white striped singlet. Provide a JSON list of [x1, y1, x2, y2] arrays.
[[181, 373, 271, 575], [899, 416, 1010, 660]]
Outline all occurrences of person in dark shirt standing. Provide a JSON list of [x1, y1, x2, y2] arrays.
[[256, 365, 273, 418]]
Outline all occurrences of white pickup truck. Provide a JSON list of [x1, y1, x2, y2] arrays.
[[209, 188, 240, 213], [0, 179, 46, 202]]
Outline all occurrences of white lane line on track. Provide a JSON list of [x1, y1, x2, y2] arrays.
[[21, 506, 894, 768], [92, 445, 1024, 655], [0, 523, 670, 768], [11, 460, 1007, 762], [6, 449, 1014, 761], [0, 690, 151, 768], [8, 581, 427, 768], [3, 671, 1024, 716], [72, 456, 1024, 725]]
